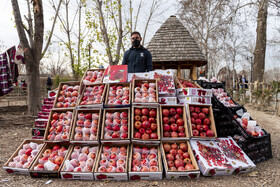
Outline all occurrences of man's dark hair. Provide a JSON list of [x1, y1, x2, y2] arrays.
[[131, 31, 141, 37]]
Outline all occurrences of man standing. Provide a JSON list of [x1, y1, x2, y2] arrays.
[[122, 31, 152, 73]]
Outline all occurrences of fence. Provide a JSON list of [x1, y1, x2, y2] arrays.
[[232, 81, 280, 115]]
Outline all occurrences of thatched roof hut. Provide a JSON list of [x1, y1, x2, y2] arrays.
[[147, 15, 207, 80]]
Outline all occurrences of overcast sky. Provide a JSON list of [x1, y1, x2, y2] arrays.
[[1, 0, 279, 73]]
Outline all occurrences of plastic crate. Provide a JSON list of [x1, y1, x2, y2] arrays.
[[236, 132, 272, 164], [196, 80, 225, 89]]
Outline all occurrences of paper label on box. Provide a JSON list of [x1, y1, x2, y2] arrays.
[[177, 88, 212, 97], [159, 97, 177, 105], [127, 73, 149, 82]]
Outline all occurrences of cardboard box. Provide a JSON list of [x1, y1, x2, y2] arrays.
[[160, 140, 200, 179], [3, 139, 44, 175], [29, 142, 71, 178], [103, 65, 128, 83], [174, 77, 201, 89], [176, 88, 212, 97], [186, 104, 217, 140], [94, 144, 129, 181], [190, 140, 234, 176], [34, 119, 48, 128], [100, 108, 131, 144], [132, 79, 159, 106], [128, 143, 163, 180], [81, 69, 105, 85], [128, 73, 150, 82], [37, 111, 50, 119], [160, 105, 190, 141], [149, 70, 176, 96], [177, 96, 211, 105], [32, 128, 45, 139], [70, 109, 102, 144], [60, 144, 100, 180], [44, 108, 75, 142], [53, 81, 81, 109], [104, 82, 131, 108], [131, 106, 161, 144], [77, 83, 106, 108], [159, 97, 177, 105], [215, 137, 256, 174]]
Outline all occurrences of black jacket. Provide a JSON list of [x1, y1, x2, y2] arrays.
[[122, 46, 152, 73]]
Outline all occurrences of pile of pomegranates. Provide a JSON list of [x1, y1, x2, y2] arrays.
[[189, 105, 215, 137], [133, 108, 158, 140], [162, 107, 186, 138], [163, 142, 195, 171], [107, 84, 130, 105], [133, 82, 157, 103], [73, 111, 100, 141], [80, 84, 105, 105], [131, 146, 159, 172], [103, 110, 129, 140], [82, 70, 104, 84], [56, 84, 80, 108], [97, 146, 127, 173]]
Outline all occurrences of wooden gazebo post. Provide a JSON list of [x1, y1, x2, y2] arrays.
[[190, 65, 197, 80]]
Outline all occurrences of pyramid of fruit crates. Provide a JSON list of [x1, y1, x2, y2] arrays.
[[3, 68, 267, 180]]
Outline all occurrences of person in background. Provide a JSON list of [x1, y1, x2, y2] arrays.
[[122, 31, 153, 73], [244, 76, 248, 89], [46, 76, 53, 91]]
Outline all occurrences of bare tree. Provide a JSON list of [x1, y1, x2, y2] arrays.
[[11, 0, 62, 115], [253, 0, 269, 82]]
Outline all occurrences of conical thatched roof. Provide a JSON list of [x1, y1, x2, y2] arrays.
[[147, 16, 207, 69]]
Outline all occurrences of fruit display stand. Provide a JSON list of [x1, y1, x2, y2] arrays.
[[53, 81, 81, 109], [70, 109, 102, 144], [160, 141, 200, 179], [131, 106, 161, 144], [186, 104, 217, 139], [190, 140, 234, 176], [77, 83, 106, 108], [128, 143, 163, 180], [3, 139, 44, 175], [104, 82, 131, 108], [160, 105, 190, 141], [60, 144, 100, 180], [100, 108, 131, 144], [132, 79, 159, 106], [94, 144, 129, 181], [29, 142, 71, 178], [215, 137, 256, 174], [44, 109, 75, 142]]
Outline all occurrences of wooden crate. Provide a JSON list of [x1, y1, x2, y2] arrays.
[[53, 81, 81, 109], [100, 108, 131, 144], [104, 82, 131, 108], [77, 83, 106, 108], [186, 104, 217, 139], [29, 142, 72, 178], [3, 139, 44, 175], [174, 77, 201, 89], [160, 105, 190, 140], [132, 79, 159, 106], [131, 106, 161, 144], [128, 143, 163, 180], [44, 108, 75, 142], [70, 108, 102, 144], [160, 140, 200, 179]]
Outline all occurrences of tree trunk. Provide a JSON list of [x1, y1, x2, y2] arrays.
[[11, 0, 43, 115], [253, 0, 268, 82]]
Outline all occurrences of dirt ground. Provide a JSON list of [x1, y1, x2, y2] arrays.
[[0, 105, 279, 187]]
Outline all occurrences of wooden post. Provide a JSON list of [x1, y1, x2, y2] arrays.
[[177, 65, 181, 78], [249, 83, 252, 103], [190, 65, 197, 80]]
